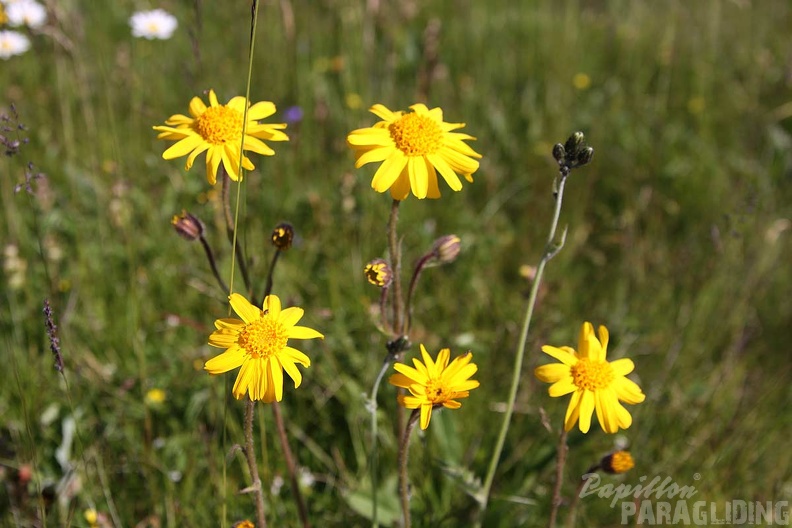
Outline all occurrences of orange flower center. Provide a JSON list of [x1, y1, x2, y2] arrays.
[[388, 112, 443, 156], [237, 316, 288, 359], [423, 378, 450, 404], [607, 451, 635, 473], [570, 357, 614, 391], [194, 105, 243, 145]]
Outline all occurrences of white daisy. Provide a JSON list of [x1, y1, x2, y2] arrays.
[[0, 30, 31, 59], [129, 9, 178, 40], [6, 0, 46, 29]]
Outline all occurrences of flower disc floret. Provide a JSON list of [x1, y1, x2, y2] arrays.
[[195, 105, 244, 145], [389, 113, 443, 156]]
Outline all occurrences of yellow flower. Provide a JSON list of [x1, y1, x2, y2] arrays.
[[205, 294, 323, 402], [573, 72, 591, 90], [347, 103, 482, 200], [145, 388, 166, 405], [535, 322, 645, 434], [389, 345, 480, 430], [84, 509, 98, 528], [153, 89, 288, 185]]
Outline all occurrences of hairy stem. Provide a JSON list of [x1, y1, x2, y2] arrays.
[[398, 409, 420, 528], [272, 402, 311, 528], [548, 428, 569, 528], [244, 399, 268, 528]]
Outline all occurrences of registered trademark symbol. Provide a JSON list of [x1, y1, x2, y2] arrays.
[[693, 473, 701, 480]]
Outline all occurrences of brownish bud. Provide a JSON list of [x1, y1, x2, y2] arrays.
[[171, 210, 204, 241], [271, 222, 294, 250], [430, 234, 461, 264]]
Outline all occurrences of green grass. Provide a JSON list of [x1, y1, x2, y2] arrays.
[[2, 0, 791, 526]]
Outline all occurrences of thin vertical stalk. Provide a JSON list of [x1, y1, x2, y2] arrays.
[[476, 173, 569, 520], [397, 409, 420, 528], [272, 402, 311, 528], [548, 428, 569, 528], [387, 199, 404, 334], [244, 400, 268, 528], [368, 358, 393, 527]]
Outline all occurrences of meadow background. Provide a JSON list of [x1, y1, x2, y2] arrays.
[[2, 0, 791, 526]]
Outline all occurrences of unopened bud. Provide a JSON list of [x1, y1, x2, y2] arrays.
[[364, 258, 393, 287], [552, 143, 565, 163], [172, 211, 204, 241], [430, 234, 461, 264], [564, 131, 585, 157], [271, 222, 294, 250], [576, 146, 594, 167]]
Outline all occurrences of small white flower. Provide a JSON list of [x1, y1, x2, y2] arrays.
[[6, 0, 47, 29], [0, 30, 31, 59], [129, 9, 178, 40]]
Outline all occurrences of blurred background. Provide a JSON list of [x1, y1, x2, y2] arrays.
[[1, 0, 791, 526]]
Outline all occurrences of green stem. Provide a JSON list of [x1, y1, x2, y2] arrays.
[[244, 399, 268, 528], [368, 357, 394, 527], [475, 173, 569, 520], [548, 428, 569, 528], [398, 410, 420, 528]]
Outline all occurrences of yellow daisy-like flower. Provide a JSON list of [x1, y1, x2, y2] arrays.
[[346, 103, 482, 200], [389, 345, 480, 430], [535, 322, 645, 434], [153, 89, 288, 185], [205, 293, 323, 402]]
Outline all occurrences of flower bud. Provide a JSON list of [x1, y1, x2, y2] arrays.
[[575, 146, 594, 167], [364, 258, 392, 287], [430, 234, 461, 265], [600, 451, 634, 474], [171, 210, 204, 241], [564, 131, 585, 157], [552, 143, 565, 163], [271, 222, 294, 250]]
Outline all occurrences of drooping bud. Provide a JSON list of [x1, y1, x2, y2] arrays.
[[171, 210, 204, 241], [429, 234, 461, 265], [364, 258, 393, 287], [271, 222, 295, 250]]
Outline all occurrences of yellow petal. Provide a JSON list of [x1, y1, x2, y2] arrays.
[[162, 135, 203, 160], [426, 152, 463, 191], [289, 325, 324, 340], [610, 358, 635, 376], [548, 377, 577, 397], [270, 357, 284, 402], [281, 357, 303, 388], [408, 156, 429, 199], [419, 404, 432, 430], [541, 345, 578, 366], [578, 390, 595, 433], [247, 100, 276, 120], [189, 95, 207, 117], [535, 363, 570, 384], [230, 293, 261, 324], [355, 146, 393, 168], [208, 330, 239, 349], [264, 294, 281, 317], [371, 151, 407, 192], [564, 390, 582, 432], [231, 359, 254, 399], [282, 346, 310, 367], [279, 306, 304, 327], [369, 104, 397, 122], [204, 347, 246, 373]]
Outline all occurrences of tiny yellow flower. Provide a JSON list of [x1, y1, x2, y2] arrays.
[[145, 388, 166, 405], [535, 322, 645, 434], [573, 73, 591, 91], [205, 294, 324, 402], [389, 345, 480, 430], [153, 89, 288, 185], [83, 509, 98, 527], [347, 103, 482, 200]]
